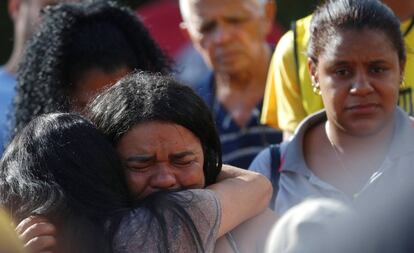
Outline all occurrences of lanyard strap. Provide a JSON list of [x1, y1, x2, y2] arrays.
[[403, 17, 414, 37]]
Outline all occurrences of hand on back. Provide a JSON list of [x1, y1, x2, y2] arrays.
[[15, 216, 56, 253]]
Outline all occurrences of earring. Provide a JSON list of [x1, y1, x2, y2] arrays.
[[311, 76, 321, 95], [400, 78, 406, 88], [311, 82, 321, 95]]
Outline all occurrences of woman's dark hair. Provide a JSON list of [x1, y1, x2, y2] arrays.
[[308, 0, 406, 63], [12, 1, 171, 137], [0, 113, 131, 253], [86, 72, 222, 185], [0, 113, 207, 253]]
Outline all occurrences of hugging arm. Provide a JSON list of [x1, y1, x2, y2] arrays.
[[207, 164, 273, 237], [16, 165, 272, 252]]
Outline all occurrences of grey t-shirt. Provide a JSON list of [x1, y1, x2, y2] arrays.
[[113, 189, 221, 253], [250, 108, 414, 216]]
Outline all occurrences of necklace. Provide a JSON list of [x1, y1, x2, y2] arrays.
[[324, 122, 350, 176], [324, 122, 363, 198], [324, 122, 384, 199]]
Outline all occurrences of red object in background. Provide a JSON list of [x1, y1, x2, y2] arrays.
[[267, 23, 284, 47], [136, 0, 284, 58], [136, 0, 186, 57]]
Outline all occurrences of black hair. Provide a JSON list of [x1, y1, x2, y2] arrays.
[[0, 113, 131, 253], [12, 1, 171, 137], [0, 113, 207, 253], [308, 0, 406, 63], [86, 72, 222, 186]]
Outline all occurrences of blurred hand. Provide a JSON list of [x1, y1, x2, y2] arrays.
[[15, 216, 57, 253]]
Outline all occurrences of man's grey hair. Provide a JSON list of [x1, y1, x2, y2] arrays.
[[179, 0, 269, 23]]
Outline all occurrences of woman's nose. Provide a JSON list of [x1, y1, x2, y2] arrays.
[[350, 72, 374, 96], [150, 165, 178, 190]]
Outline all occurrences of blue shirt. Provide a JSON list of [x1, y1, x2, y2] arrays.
[[0, 67, 16, 154], [192, 73, 282, 169]]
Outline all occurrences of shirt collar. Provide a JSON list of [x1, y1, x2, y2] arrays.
[[282, 110, 326, 176], [281, 108, 414, 174], [386, 107, 414, 160]]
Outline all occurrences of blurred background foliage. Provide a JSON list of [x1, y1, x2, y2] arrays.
[[0, 0, 320, 64]]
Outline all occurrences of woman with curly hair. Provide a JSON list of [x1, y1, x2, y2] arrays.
[[11, 1, 171, 138]]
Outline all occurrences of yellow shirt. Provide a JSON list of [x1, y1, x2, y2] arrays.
[[0, 209, 25, 253], [261, 15, 414, 133]]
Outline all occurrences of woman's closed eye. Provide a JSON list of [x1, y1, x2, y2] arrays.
[[126, 164, 151, 172], [171, 152, 198, 167], [125, 155, 154, 172], [173, 158, 196, 167]]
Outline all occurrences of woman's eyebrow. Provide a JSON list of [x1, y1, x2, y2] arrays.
[[170, 151, 195, 159], [125, 155, 155, 162], [369, 60, 389, 65], [329, 60, 349, 67]]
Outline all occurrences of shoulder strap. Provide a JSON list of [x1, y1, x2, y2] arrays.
[[269, 144, 281, 210], [404, 17, 414, 37]]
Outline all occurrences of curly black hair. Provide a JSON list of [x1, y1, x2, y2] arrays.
[[12, 1, 171, 137]]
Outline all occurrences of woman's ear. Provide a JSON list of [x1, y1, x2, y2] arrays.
[[308, 58, 319, 87], [308, 58, 321, 95]]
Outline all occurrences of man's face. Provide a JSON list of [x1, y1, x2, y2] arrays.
[[182, 0, 272, 75]]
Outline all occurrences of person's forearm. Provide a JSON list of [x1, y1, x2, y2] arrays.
[[207, 165, 272, 237]]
